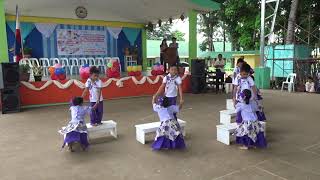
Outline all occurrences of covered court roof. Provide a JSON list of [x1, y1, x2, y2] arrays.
[[4, 0, 220, 24]]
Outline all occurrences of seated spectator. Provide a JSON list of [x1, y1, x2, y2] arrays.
[[305, 76, 315, 93]]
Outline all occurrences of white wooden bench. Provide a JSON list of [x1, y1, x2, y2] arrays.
[[62, 120, 117, 146], [220, 109, 237, 124], [226, 99, 235, 110], [86, 120, 117, 139], [216, 122, 266, 145], [135, 119, 186, 144]]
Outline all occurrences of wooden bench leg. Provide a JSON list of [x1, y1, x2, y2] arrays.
[[136, 129, 145, 144], [217, 128, 231, 145], [110, 127, 117, 138]]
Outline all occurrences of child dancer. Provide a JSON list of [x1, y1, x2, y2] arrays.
[[255, 88, 267, 121], [232, 58, 245, 84], [234, 89, 267, 150], [233, 63, 257, 124], [152, 96, 186, 150], [59, 97, 91, 152], [250, 75, 266, 121], [153, 65, 184, 111], [82, 66, 104, 126]]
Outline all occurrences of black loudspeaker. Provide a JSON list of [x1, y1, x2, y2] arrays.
[[191, 76, 206, 94], [191, 59, 206, 76], [1, 89, 20, 114], [0, 63, 20, 89], [0, 63, 20, 114]]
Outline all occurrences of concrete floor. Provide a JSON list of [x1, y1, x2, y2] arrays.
[[1, 90, 320, 180]]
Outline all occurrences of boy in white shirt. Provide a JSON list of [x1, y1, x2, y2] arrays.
[[82, 67, 104, 126], [153, 65, 184, 109]]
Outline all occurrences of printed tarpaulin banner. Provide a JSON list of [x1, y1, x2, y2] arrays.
[[57, 29, 107, 56]]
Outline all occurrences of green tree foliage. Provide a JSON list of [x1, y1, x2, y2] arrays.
[[199, 0, 319, 51], [198, 11, 220, 51], [147, 22, 185, 41], [199, 0, 260, 51], [223, 0, 260, 50]]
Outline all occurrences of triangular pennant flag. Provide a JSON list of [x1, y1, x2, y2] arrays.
[[8, 21, 35, 40], [107, 27, 122, 39], [122, 28, 141, 46], [34, 23, 57, 38]]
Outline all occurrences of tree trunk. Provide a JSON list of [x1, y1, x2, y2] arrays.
[[209, 25, 215, 51], [286, 0, 299, 44], [223, 22, 226, 52]]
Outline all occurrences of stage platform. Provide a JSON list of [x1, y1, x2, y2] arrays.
[[19, 74, 191, 107]]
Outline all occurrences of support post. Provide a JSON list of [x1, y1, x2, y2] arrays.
[[0, 0, 9, 62], [141, 28, 147, 70], [189, 10, 197, 62], [260, 0, 266, 67]]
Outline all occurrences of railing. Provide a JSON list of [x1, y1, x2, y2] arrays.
[[267, 58, 320, 91]]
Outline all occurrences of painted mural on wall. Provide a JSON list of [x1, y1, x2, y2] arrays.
[[57, 29, 107, 56]]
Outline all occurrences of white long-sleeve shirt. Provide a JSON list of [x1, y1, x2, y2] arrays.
[[153, 104, 179, 122], [235, 102, 258, 122], [70, 106, 91, 124]]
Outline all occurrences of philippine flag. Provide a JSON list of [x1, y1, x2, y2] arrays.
[[14, 5, 23, 62]]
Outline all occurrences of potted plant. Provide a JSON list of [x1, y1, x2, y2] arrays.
[[32, 66, 43, 82], [23, 47, 32, 58], [19, 64, 30, 82]]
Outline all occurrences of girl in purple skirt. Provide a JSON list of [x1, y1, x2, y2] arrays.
[[250, 75, 267, 121], [234, 89, 267, 150], [233, 63, 257, 124], [151, 96, 186, 150], [59, 97, 91, 152], [82, 66, 104, 126]]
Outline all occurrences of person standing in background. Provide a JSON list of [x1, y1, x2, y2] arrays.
[[214, 54, 226, 91], [169, 37, 180, 66], [160, 38, 168, 73]]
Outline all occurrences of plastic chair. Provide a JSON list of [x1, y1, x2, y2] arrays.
[[29, 58, 40, 67], [19, 58, 29, 65], [50, 58, 60, 66], [281, 73, 297, 93], [87, 57, 96, 66], [39, 58, 50, 76], [103, 57, 112, 66], [60, 58, 70, 75], [96, 57, 106, 74], [78, 58, 88, 67], [69, 58, 79, 75]]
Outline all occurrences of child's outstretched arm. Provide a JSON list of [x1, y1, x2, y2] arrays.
[[153, 83, 165, 102], [152, 95, 155, 104], [82, 88, 88, 98], [252, 85, 257, 99], [232, 85, 238, 103], [178, 84, 184, 106]]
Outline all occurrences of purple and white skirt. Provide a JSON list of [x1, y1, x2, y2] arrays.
[[236, 111, 266, 123], [62, 132, 89, 149], [234, 120, 267, 148], [59, 122, 89, 149], [152, 119, 186, 150]]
